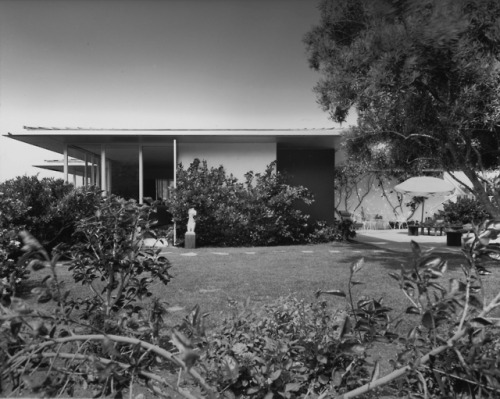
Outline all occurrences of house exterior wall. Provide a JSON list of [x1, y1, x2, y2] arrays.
[[337, 174, 469, 226], [177, 142, 277, 181]]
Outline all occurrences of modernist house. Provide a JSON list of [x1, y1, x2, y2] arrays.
[[5, 127, 342, 223]]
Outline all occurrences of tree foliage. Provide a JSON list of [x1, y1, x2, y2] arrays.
[[305, 0, 500, 216]]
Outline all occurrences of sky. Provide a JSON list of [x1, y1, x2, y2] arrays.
[[0, 0, 354, 182]]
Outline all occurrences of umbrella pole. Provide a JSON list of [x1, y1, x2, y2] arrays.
[[421, 199, 425, 234]]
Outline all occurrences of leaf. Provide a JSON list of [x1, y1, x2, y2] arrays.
[[468, 295, 483, 309], [477, 267, 492, 276], [285, 383, 301, 392], [470, 317, 492, 327], [331, 368, 344, 387], [166, 305, 184, 312], [406, 306, 421, 314], [407, 326, 419, 340], [28, 259, 46, 271], [171, 330, 192, 352], [350, 280, 364, 286], [317, 354, 328, 364], [422, 311, 434, 329], [388, 272, 401, 282], [419, 255, 443, 269], [449, 278, 464, 294], [263, 393, 274, 399], [428, 282, 446, 293], [350, 258, 365, 274], [269, 369, 282, 381], [247, 387, 260, 395], [341, 343, 365, 354], [371, 361, 380, 382], [410, 240, 421, 256], [102, 337, 119, 357], [37, 290, 52, 304], [318, 289, 346, 298], [223, 356, 239, 382], [339, 316, 352, 339]]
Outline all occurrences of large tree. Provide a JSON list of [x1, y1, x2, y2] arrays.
[[305, 0, 500, 217]]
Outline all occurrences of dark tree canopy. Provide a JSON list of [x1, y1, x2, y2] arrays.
[[305, 0, 500, 216]]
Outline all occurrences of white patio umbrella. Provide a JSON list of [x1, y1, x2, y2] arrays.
[[394, 176, 455, 224]]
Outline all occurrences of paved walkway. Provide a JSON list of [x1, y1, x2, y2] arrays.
[[151, 228, 464, 257], [354, 228, 463, 254]]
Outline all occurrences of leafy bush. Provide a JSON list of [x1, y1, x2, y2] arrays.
[[0, 232, 215, 399], [0, 175, 72, 232], [167, 159, 336, 246], [439, 196, 490, 225], [0, 176, 101, 249], [0, 177, 101, 290], [0, 228, 24, 294], [68, 195, 173, 316], [199, 297, 370, 398]]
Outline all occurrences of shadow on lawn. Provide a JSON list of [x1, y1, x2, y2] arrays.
[[342, 240, 467, 272]]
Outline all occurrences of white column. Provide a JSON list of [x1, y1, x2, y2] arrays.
[[101, 145, 107, 196], [63, 145, 69, 183], [106, 160, 112, 194], [139, 145, 144, 204], [173, 139, 177, 245], [84, 153, 88, 188], [173, 139, 177, 189], [90, 155, 95, 185]]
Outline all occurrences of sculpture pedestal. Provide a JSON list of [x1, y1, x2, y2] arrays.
[[185, 232, 196, 249]]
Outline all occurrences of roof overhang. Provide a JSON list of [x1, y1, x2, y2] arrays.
[[4, 127, 345, 155]]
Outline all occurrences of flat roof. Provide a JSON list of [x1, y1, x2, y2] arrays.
[[5, 126, 345, 155]]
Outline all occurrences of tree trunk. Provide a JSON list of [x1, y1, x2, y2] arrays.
[[463, 168, 500, 218]]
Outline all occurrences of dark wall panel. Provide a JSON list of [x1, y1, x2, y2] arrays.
[[277, 148, 335, 224]]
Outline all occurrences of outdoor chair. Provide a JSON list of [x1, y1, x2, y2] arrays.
[[337, 210, 364, 230], [422, 218, 446, 236]]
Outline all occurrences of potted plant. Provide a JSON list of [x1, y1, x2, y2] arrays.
[[438, 197, 490, 246], [407, 220, 419, 236]]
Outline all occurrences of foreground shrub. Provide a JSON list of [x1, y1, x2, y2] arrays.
[[167, 159, 336, 246], [2, 219, 500, 398], [199, 297, 370, 398], [0, 232, 214, 399], [68, 195, 173, 316]]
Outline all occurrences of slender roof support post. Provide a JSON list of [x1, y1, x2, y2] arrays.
[[63, 144, 69, 183], [84, 153, 88, 188], [173, 139, 177, 245], [106, 160, 112, 194], [139, 145, 144, 205], [90, 154, 95, 186], [100, 145, 107, 196]]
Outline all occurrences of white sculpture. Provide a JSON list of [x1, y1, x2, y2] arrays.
[[187, 208, 197, 233]]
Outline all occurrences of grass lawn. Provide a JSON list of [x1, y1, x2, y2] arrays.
[[20, 239, 500, 396], [30, 239, 500, 330]]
